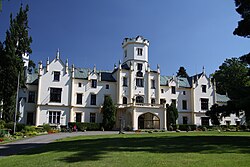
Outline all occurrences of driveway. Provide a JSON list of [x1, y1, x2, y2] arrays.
[[0, 131, 119, 158]]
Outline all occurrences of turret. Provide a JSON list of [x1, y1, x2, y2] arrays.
[[56, 48, 60, 60], [65, 59, 68, 74], [46, 57, 49, 72], [38, 61, 43, 76], [122, 36, 149, 64], [71, 64, 75, 78]]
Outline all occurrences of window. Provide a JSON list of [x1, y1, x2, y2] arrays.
[[136, 96, 144, 103], [123, 77, 128, 86], [161, 89, 164, 93], [183, 91, 186, 95], [151, 98, 156, 105], [151, 80, 155, 89], [136, 71, 143, 77], [76, 113, 82, 122], [123, 97, 127, 104], [201, 117, 209, 126], [28, 91, 35, 103], [137, 63, 143, 71], [124, 50, 127, 58], [171, 86, 176, 94], [106, 84, 109, 89], [50, 88, 62, 102], [137, 48, 143, 56], [136, 78, 144, 87], [54, 71, 60, 81], [183, 117, 188, 124], [160, 99, 166, 104], [202, 85, 206, 93], [90, 113, 96, 123], [76, 93, 82, 104], [91, 79, 97, 88], [78, 83, 82, 87], [49, 111, 60, 124], [90, 94, 96, 105], [182, 100, 187, 110], [201, 98, 209, 110], [172, 99, 176, 107]]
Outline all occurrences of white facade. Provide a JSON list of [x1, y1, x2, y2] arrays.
[[18, 36, 241, 130]]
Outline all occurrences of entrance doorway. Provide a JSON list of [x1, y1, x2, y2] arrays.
[[76, 113, 82, 122], [27, 112, 34, 125], [138, 113, 160, 129]]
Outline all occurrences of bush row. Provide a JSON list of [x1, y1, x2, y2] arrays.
[[68, 122, 101, 131]]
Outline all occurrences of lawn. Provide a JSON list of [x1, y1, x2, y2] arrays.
[[0, 132, 250, 167]]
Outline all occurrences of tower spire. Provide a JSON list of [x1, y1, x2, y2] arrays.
[[56, 48, 60, 60]]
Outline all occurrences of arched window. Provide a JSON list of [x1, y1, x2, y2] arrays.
[[136, 96, 144, 104], [123, 97, 127, 104]]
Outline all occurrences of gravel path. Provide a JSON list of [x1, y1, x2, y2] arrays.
[[0, 131, 119, 158]]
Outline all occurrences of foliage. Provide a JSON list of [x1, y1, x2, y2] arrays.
[[42, 124, 51, 132], [68, 122, 101, 131], [213, 58, 249, 97], [167, 103, 178, 128], [0, 5, 32, 123], [4, 122, 25, 133], [0, 120, 5, 129], [206, 104, 223, 125], [233, 0, 250, 37], [176, 66, 189, 78], [178, 124, 197, 131], [102, 96, 116, 130]]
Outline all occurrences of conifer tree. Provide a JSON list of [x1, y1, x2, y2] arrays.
[[176, 66, 189, 78], [102, 96, 116, 130], [0, 5, 32, 122]]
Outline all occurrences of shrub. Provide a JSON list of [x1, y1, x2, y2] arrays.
[[43, 124, 51, 132], [0, 120, 5, 129], [24, 126, 36, 132], [4, 122, 25, 133], [68, 122, 101, 131], [178, 124, 197, 131]]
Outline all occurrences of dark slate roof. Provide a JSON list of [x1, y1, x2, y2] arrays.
[[160, 76, 171, 86], [216, 93, 230, 103], [26, 73, 38, 85], [190, 72, 203, 83], [74, 68, 116, 82], [121, 63, 130, 70], [101, 72, 116, 82]]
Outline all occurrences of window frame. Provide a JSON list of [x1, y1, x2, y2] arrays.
[[76, 93, 82, 105], [50, 88, 62, 103], [90, 113, 96, 123], [90, 94, 97, 105], [49, 111, 61, 124], [28, 91, 35, 103], [171, 86, 176, 94], [151, 80, 156, 89], [123, 77, 128, 87], [182, 100, 187, 110], [53, 71, 60, 82], [137, 48, 143, 56], [202, 85, 207, 93], [136, 78, 144, 87], [91, 79, 97, 88], [201, 98, 209, 110]]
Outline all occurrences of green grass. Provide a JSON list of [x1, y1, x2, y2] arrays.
[[1, 132, 250, 167]]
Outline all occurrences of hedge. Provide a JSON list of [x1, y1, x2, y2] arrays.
[[68, 122, 101, 131], [178, 124, 197, 131]]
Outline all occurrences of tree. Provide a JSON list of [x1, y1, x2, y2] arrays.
[[167, 103, 178, 127], [0, 5, 32, 122], [102, 96, 116, 130], [206, 104, 224, 126], [233, 0, 250, 38], [213, 58, 249, 97], [176, 66, 189, 78]]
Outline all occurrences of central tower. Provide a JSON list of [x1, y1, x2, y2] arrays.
[[122, 36, 149, 64]]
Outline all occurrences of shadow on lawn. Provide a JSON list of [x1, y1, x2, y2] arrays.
[[2, 135, 250, 163]]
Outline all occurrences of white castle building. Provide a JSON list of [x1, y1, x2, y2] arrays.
[[17, 36, 241, 130]]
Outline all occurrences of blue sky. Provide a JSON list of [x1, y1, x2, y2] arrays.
[[0, 0, 249, 76]]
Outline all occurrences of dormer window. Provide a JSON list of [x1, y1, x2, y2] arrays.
[[137, 48, 143, 56], [54, 71, 60, 81], [91, 79, 97, 88], [202, 85, 206, 93], [171, 86, 176, 94]]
